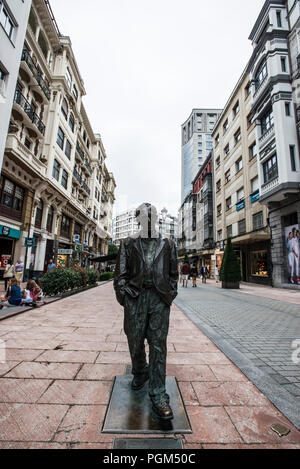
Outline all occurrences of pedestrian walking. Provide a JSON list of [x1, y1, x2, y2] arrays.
[[47, 259, 56, 272], [181, 261, 190, 288], [14, 259, 24, 283], [190, 263, 198, 287], [201, 265, 208, 284], [3, 258, 15, 291]]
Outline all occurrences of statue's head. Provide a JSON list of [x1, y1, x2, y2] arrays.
[[135, 203, 158, 237]]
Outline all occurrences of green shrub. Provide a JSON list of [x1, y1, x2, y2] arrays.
[[99, 271, 114, 281], [86, 269, 98, 285], [40, 267, 97, 296], [219, 238, 242, 283]]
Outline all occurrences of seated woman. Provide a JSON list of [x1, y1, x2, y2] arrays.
[[0, 278, 23, 309], [21, 280, 42, 307]]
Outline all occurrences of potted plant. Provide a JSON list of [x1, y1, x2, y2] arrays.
[[219, 238, 242, 289]]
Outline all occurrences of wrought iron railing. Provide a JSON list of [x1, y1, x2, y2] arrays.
[[14, 89, 45, 135], [21, 50, 50, 100]]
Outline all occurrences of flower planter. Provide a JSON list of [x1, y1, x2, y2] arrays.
[[222, 281, 240, 289]]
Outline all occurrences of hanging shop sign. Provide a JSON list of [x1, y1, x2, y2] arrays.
[[74, 244, 83, 253], [25, 237, 35, 248], [58, 249, 73, 255]]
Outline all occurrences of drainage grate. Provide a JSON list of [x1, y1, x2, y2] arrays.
[[113, 438, 183, 449]]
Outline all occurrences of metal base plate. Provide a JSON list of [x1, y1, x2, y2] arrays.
[[113, 438, 183, 449], [102, 376, 192, 434]]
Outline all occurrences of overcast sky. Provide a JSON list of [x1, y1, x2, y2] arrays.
[[50, 0, 265, 216]]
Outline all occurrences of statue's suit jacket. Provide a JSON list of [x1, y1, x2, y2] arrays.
[[114, 233, 178, 307]]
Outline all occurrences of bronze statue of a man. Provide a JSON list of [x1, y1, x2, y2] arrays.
[[114, 203, 178, 420]]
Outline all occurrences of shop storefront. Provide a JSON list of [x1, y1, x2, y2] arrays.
[[57, 245, 73, 268], [239, 241, 271, 285], [0, 224, 21, 280]]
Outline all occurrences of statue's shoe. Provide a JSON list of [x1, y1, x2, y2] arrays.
[[131, 372, 149, 391], [152, 399, 174, 421]]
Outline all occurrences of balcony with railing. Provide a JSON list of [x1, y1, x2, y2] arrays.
[[21, 50, 50, 101], [81, 181, 91, 196], [259, 124, 275, 149], [253, 74, 269, 101], [73, 168, 82, 185], [84, 160, 93, 175], [14, 90, 45, 136], [76, 142, 85, 161]]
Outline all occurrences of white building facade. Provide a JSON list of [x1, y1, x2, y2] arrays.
[[113, 207, 178, 245], [248, 0, 300, 286], [0, 0, 115, 279], [0, 0, 32, 170]]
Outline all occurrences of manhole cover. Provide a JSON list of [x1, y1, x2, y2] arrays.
[[113, 438, 183, 449]]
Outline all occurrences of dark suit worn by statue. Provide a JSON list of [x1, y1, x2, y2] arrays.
[[114, 203, 178, 420]]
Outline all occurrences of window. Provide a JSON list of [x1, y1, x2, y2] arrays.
[[66, 67, 72, 89], [227, 225, 233, 237], [247, 113, 254, 128], [35, 200, 43, 229], [245, 82, 251, 98], [238, 219, 246, 235], [226, 196, 232, 211], [234, 128, 241, 145], [69, 113, 75, 133], [0, 64, 7, 95], [60, 214, 71, 238], [290, 145, 297, 172], [263, 154, 278, 183], [216, 156, 220, 169], [281, 57, 287, 72], [65, 140, 72, 159], [251, 176, 259, 193], [251, 251, 268, 278], [225, 169, 231, 184], [276, 10, 282, 27], [216, 179, 221, 192], [255, 60, 268, 90], [46, 206, 54, 233], [61, 170, 68, 189], [215, 134, 220, 146], [237, 187, 244, 202], [236, 157, 243, 173], [217, 230, 222, 241], [24, 137, 32, 150], [224, 143, 230, 157], [285, 102, 291, 116], [57, 127, 65, 150], [261, 108, 274, 135], [0, 3, 15, 39], [52, 159, 60, 180], [249, 142, 257, 160], [0, 177, 24, 221], [223, 119, 228, 134], [217, 204, 222, 217], [233, 101, 240, 117], [72, 84, 78, 101], [61, 98, 68, 120], [253, 212, 263, 230]]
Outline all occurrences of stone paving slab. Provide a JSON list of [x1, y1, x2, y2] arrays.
[[175, 282, 300, 431], [0, 282, 299, 449]]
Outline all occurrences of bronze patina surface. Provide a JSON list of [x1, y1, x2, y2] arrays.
[[101, 376, 192, 434]]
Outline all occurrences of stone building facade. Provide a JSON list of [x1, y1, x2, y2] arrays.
[[0, 0, 115, 279]]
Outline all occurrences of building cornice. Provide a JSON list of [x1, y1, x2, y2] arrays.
[[249, 0, 285, 41]]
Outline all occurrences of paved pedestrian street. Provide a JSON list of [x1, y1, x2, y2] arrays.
[[0, 282, 300, 449], [176, 281, 300, 431]]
